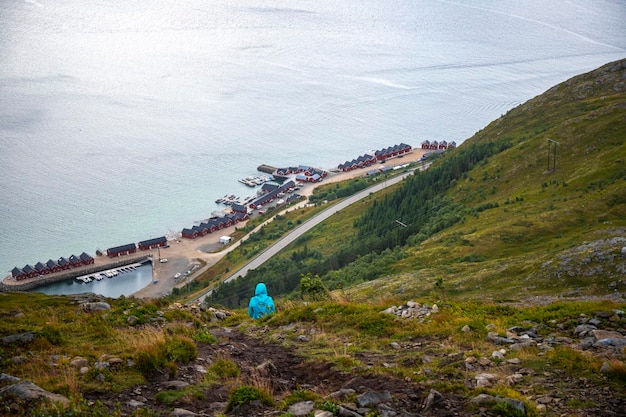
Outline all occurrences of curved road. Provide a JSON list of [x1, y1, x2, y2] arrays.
[[196, 164, 427, 302]]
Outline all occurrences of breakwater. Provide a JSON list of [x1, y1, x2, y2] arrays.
[[0, 256, 152, 293]]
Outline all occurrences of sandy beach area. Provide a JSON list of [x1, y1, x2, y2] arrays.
[[2, 150, 427, 299]]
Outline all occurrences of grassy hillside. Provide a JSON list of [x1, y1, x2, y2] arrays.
[[349, 59, 626, 302], [203, 59, 625, 306]]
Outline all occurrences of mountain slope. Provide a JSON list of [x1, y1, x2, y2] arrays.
[[349, 59, 626, 301]]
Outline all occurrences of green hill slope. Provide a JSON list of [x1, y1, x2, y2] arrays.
[[350, 59, 626, 301]]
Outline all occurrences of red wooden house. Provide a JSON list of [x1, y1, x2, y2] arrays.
[[11, 267, 26, 280], [138, 236, 167, 251], [106, 243, 137, 257]]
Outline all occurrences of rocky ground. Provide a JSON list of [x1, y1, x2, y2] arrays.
[[2, 299, 625, 417]]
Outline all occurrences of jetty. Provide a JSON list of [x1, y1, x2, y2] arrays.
[[0, 256, 152, 292], [257, 164, 276, 174]]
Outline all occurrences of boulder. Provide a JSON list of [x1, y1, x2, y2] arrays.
[[288, 400, 315, 416], [0, 380, 69, 405]]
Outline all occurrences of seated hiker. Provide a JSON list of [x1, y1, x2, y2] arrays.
[[248, 282, 276, 319]]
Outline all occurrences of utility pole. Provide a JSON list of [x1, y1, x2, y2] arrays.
[[395, 219, 408, 228], [547, 139, 559, 172]]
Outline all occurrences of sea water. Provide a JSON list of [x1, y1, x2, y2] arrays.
[[1, 0, 625, 278], [33, 264, 153, 298]]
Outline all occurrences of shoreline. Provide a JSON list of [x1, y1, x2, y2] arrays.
[[2, 149, 428, 299]]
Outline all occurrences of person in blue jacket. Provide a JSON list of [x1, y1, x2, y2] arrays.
[[248, 282, 276, 319]]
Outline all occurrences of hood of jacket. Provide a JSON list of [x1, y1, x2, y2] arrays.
[[255, 283, 268, 296]]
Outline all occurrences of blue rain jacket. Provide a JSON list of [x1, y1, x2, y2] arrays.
[[248, 283, 276, 319]]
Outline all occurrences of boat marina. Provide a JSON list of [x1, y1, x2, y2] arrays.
[[75, 262, 142, 283], [238, 175, 273, 187]]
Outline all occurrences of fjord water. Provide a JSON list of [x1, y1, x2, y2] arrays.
[[1, 0, 625, 278], [34, 264, 153, 298]]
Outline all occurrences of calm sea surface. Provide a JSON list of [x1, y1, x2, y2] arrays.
[[1, 0, 625, 282], [33, 264, 153, 298]]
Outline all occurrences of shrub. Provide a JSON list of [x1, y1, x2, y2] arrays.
[[193, 328, 219, 344], [226, 385, 273, 412]]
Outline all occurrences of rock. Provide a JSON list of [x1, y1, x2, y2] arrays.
[[461, 325, 471, 333], [505, 373, 524, 385], [357, 390, 392, 407], [169, 408, 197, 416], [337, 405, 362, 417], [108, 357, 123, 366], [475, 373, 499, 388], [79, 367, 89, 374], [1, 332, 35, 345], [0, 380, 69, 405], [314, 411, 334, 417], [80, 302, 111, 313], [390, 342, 401, 350], [470, 393, 524, 414], [574, 324, 597, 337], [592, 329, 624, 341], [328, 388, 355, 400], [163, 380, 190, 390], [594, 338, 626, 348], [492, 350, 505, 359], [288, 400, 315, 416], [127, 315, 139, 325], [297, 335, 312, 342], [422, 389, 444, 410], [70, 356, 88, 368], [600, 362, 614, 374], [0, 373, 20, 383], [510, 341, 534, 350], [127, 399, 146, 408]]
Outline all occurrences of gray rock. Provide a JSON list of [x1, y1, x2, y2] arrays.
[[422, 389, 444, 410], [594, 338, 626, 348], [0, 373, 20, 383], [338, 405, 362, 417], [357, 390, 392, 407], [70, 356, 88, 368], [1, 332, 35, 345], [314, 411, 334, 417], [163, 380, 190, 390], [127, 399, 146, 408], [80, 302, 111, 312], [574, 324, 597, 336], [328, 388, 355, 400], [0, 380, 69, 405], [288, 400, 315, 416], [169, 408, 197, 416], [592, 329, 624, 341]]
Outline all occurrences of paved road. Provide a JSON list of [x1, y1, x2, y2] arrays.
[[196, 164, 427, 302]]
